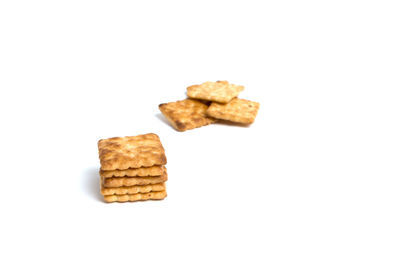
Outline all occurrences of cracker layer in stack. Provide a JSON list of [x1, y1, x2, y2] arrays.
[[98, 133, 168, 203]]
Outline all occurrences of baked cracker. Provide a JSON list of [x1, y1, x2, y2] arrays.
[[98, 133, 166, 170], [207, 98, 260, 124], [100, 165, 165, 178], [187, 81, 244, 104], [103, 190, 167, 203], [159, 99, 216, 131], [102, 172, 168, 187], [101, 183, 166, 196]]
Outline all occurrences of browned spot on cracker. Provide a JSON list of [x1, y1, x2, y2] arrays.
[[175, 121, 186, 131]]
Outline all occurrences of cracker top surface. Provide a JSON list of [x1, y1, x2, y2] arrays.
[[98, 133, 166, 170], [186, 81, 244, 103], [207, 98, 260, 124], [159, 99, 216, 131]]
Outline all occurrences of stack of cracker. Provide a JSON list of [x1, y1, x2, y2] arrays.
[[159, 81, 260, 131], [98, 133, 168, 203]]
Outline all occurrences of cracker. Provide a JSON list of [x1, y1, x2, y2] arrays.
[[98, 133, 166, 170], [206, 98, 260, 124], [159, 99, 216, 131], [101, 183, 165, 196], [100, 165, 165, 178], [102, 172, 168, 187], [187, 81, 244, 103], [103, 190, 167, 203]]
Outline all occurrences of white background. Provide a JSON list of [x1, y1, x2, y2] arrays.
[[0, 0, 399, 266]]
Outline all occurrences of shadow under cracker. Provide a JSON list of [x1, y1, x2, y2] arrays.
[[84, 167, 103, 202], [215, 119, 251, 128], [155, 113, 175, 130]]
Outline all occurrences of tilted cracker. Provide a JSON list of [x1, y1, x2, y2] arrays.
[[103, 190, 167, 203], [98, 133, 166, 170], [159, 99, 216, 131], [100, 165, 166, 178], [102, 172, 168, 187], [101, 183, 166, 196], [207, 98, 260, 124], [187, 81, 244, 104]]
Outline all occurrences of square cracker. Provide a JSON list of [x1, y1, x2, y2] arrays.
[[207, 98, 260, 124], [102, 172, 168, 187], [100, 165, 166, 178], [103, 190, 167, 203], [98, 133, 166, 170], [187, 81, 244, 104], [159, 99, 216, 131], [101, 183, 165, 196]]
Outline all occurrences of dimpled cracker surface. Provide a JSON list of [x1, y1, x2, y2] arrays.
[[207, 98, 260, 124], [103, 190, 167, 203], [187, 81, 244, 103], [100, 165, 165, 178], [101, 183, 166, 196], [102, 172, 168, 187], [98, 133, 166, 170], [159, 99, 216, 131]]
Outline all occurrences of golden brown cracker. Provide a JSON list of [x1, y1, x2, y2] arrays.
[[101, 183, 166, 196], [159, 99, 216, 131], [98, 133, 166, 170], [207, 98, 260, 124], [100, 165, 165, 178], [103, 190, 167, 203], [102, 172, 168, 187], [187, 81, 244, 104]]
